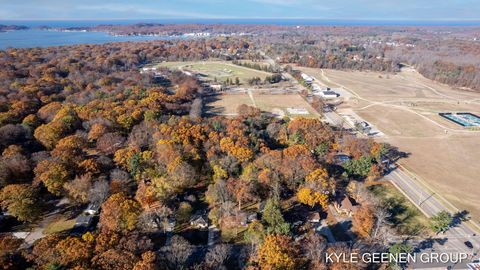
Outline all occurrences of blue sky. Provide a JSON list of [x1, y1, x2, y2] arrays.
[[1, 0, 479, 20]]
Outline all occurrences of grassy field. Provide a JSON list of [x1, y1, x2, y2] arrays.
[[368, 182, 431, 236], [205, 93, 319, 118], [299, 67, 480, 222], [157, 61, 272, 84]]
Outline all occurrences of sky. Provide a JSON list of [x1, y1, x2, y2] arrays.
[[1, 0, 480, 21]]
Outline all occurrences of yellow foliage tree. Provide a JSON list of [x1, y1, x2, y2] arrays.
[[297, 187, 329, 209], [257, 234, 299, 270]]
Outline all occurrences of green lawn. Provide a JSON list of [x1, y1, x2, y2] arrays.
[[157, 61, 272, 84], [43, 217, 76, 235], [368, 182, 431, 236]]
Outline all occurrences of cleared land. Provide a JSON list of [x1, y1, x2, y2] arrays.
[[157, 61, 272, 84], [299, 67, 480, 222], [205, 93, 319, 118]]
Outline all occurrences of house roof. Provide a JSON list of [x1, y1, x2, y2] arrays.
[[322, 90, 337, 95], [308, 212, 320, 220], [339, 197, 354, 211], [191, 215, 208, 225]]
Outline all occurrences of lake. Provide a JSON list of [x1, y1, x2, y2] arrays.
[[0, 29, 177, 50]]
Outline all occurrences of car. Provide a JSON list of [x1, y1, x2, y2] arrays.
[[465, 241, 474, 249]]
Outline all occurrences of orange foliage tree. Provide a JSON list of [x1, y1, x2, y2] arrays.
[[100, 193, 142, 232], [352, 204, 376, 238]]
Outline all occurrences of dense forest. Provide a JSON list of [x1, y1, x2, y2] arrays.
[[0, 38, 395, 269]]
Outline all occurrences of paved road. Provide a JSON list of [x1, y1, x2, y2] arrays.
[[386, 167, 480, 269]]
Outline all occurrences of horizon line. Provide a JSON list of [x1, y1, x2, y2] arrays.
[[2, 18, 480, 22]]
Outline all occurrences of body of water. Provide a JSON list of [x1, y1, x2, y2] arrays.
[[0, 29, 176, 50], [1, 19, 479, 50]]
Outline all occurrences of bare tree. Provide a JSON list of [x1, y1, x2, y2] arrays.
[[372, 207, 392, 244], [159, 235, 194, 270], [303, 232, 327, 266], [88, 178, 110, 203], [205, 244, 231, 269], [189, 97, 203, 119]]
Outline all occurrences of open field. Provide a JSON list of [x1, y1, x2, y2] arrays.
[[157, 61, 272, 84], [299, 67, 480, 222], [205, 93, 319, 118]]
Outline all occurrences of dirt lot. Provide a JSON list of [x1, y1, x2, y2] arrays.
[[299, 67, 480, 221], [205, 93, 319, 118], [204, 94, 253, 116], [158, 61, 272, 84]]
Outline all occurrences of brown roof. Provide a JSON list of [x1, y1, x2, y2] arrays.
[[339, 197, 354, 211], [308, 212, 320, 220]]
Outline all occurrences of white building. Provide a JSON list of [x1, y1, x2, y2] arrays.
[[287, 107, 309, 115], [301, 73, 313, 85], [140, 67, 157, 74], [319, 90, 339, 99]]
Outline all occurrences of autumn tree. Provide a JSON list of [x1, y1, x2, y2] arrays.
[[34, 159, 70, 196], [100, 193, 142, 232], [64, 174, 93, 204], [0, 234, 23, 257], [92, 249, 137, 270], [133, 251, 157, 270], [297, 187, 328, 209], [0, 184, 42, 222], [256, 234, 299, 270], [244, 220, 265, 248], [34, 106, 80, 149], [352, 204, 376, 238], [55, 236, 92, 268]]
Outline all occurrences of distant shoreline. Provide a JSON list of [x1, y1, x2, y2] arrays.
[[1, 19, 480, 28]]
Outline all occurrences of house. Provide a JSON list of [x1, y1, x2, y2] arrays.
[[210, 84, 224, 92], [190, 214, 208, 229], [335, 197, 357, 217], [308, 212, 321, 223], [319, 90, 339, 99], [140, 67, 157, 74], [287, 107, 309, 115]]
